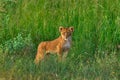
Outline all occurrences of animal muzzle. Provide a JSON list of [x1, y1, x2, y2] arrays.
[[64, 35, 68, 41]]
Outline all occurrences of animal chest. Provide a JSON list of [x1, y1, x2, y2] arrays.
[[63, 40, 71, 50]]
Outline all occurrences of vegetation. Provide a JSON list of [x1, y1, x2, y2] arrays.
[[0, 0, 120, 80]]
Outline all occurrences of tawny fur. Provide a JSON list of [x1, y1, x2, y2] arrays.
[[34, 26, 74, 64]]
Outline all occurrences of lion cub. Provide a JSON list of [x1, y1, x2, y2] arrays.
[[34, 26, 74, 64]]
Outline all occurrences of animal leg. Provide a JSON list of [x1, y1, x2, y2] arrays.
[[34, 45, 45, 64], [62, 51, 68, 60]]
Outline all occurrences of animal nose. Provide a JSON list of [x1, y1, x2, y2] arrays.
[[65, 33, 67, 35], [65, 33, 68, 38], [65, 33, 67, 37]]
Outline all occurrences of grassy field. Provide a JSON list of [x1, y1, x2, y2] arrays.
[[0, 0, 120, 80]]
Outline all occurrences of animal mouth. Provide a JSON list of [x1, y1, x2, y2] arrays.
[[62, 35, 68, 41], [65, 38, 68, 41]]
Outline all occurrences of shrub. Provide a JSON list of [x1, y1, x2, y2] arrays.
[[1, 33, 35, 55]]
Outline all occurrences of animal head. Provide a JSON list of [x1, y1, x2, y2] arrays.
[[59, 26, 74, 40]]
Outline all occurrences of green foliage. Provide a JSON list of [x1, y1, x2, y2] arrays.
[[0, 0, 120, 79], [1, 33, 34, 55]]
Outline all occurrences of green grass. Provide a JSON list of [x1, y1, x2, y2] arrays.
[[0, 0, 120, 80]]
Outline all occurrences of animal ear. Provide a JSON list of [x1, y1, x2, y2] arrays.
[[69, 27, 74, 32], [59, 26, 63, 32]]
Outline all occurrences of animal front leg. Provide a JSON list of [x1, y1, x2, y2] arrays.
[[62, 51, 68, 61], [56, 45, 63, 61], [57, 52, 62, 62]]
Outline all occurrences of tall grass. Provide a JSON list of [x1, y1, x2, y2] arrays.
[[0, 0, 120, 80]]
